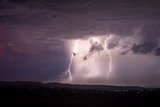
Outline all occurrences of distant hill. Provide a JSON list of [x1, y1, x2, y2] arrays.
[[0, 81, 160, 106], [0, 81, 145, 91]]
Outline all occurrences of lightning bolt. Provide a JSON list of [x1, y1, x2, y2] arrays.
[[58, 36, 113, 83], [66, 40, 79, 82], [56, 55, 73, 83], [56, 40, 79, 83], [67, 55, 73, 81], [105, 34, 112, 79]]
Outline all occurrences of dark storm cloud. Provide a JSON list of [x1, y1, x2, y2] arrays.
[[131, 41, 157, 54], [107, 43, 117, 49], [0, 0, 160, 39], [155, 47, 160, 55], [141, 24, 160, 42], [0, 0, 160, 85], [89, 40, 103, 55], [128, 24, 160, 55]]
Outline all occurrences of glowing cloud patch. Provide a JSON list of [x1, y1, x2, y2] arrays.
[[59, 35, 113, 84]]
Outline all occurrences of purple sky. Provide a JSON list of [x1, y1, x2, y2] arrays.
[[0, 0, 160, 86]]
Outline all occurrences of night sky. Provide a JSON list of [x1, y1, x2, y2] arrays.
[[0, 0, 160, 86]]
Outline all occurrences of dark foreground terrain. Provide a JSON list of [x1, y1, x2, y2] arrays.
[[0, 81, 160, 107]]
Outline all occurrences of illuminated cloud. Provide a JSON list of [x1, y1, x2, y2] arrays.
[[57, 34, 160, 86], [0, 0, 160, 86], [58, 35, 115, 84]]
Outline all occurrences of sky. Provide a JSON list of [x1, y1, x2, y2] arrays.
[[0, 0, 160, 86]]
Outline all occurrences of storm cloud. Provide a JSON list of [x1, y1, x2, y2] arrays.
[[0, 0, 160, 86], [89, 40, 104, 55]]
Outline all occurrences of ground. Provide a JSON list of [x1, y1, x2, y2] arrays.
[[0, 81, 160, 107]]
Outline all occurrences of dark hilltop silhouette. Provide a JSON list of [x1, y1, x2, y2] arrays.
[[0, 81, 160, 107]]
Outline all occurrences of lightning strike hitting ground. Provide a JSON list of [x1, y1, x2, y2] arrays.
[[67, 55, 73, 81], [105, 35, 112, 79], [66, 40, 79, 82]]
